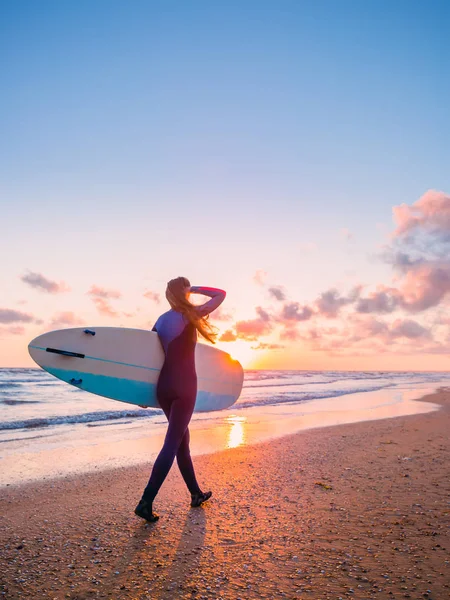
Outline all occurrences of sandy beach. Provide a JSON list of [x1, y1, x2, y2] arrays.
[[1, 388, 449, 600]]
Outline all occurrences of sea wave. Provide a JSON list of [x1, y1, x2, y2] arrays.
[[0, 382, 23, 389], [0, 408, 160, 431], [235, 384, 396, 409]]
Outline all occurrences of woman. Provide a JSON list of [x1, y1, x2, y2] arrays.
[[135, 277, 226, 522]]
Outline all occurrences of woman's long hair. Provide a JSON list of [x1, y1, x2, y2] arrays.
[[166, 277, 217, 343]]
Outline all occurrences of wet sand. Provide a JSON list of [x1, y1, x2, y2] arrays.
[[1, 388, 449, 599]]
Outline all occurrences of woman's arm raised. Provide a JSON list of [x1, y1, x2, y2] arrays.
[[190, 286, 226, 316]]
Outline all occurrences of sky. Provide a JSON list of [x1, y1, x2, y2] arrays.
[[1, 0, 449, 370]]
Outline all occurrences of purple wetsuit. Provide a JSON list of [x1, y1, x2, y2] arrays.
[[142, 287, 226, 502]]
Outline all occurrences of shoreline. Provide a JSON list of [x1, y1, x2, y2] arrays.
[[1, 388, 449, 599], [0, 384, 443, 487]]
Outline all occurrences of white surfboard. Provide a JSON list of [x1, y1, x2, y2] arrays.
[[28, 327, 244, 412]]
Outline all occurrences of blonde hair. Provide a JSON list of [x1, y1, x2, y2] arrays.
[[166, 277, 217, 343]]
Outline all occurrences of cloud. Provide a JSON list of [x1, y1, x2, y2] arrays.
[[281, 302, 314, 322], [382, 250, 425, 273], [0, 308, 37, 324], [221, 306, 275, 342], [355, 287, 400, 314], [351, 316, 431, 342], [49, 312, 85, 328], [256, 306, 271, 322], [21, 271, 70, 294], [315, 287, 360, 318], [356, 263, 450, 315], [87, 285, 121, 317], [303, 315, 433, 356], [250, 342, 284, 350], [92, 298, 119, 317], [280, 327, 301, 341], [235, 318, 273, 341], [230, 306, 275, 341], [393, 190, 450, 238], [88, 285, 121, 299], [268, 286, 286, 301], [219, 329, 237, 342], [253, 269, 267, 285], [396, 263, 450, 312], [143, 290, 161, 303], [353, 191, 450, 316], [0, 325, 25, 336], [389, 318, 431, 340]]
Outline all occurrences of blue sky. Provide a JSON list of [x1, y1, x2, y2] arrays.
[[1, 0, 449, 368]]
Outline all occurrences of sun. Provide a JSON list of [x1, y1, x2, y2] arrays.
[[216, 339, 256, 368]]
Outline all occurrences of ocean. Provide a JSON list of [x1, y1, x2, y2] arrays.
[[1, 368, 448, 486]]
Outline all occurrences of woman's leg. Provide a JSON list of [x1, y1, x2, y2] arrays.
[[142, 394, 195, 502], [176, 428, 201, 495]]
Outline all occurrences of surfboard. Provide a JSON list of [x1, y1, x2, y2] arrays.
[[28, 327, 244, 412]]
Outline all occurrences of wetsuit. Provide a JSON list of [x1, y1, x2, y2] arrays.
[[142, 287, 226, 502]]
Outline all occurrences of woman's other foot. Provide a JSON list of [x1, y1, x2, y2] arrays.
[[134, 499, 159, 522], [191, 491, 212, 507]]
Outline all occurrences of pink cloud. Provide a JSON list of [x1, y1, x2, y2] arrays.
[[235, 318, 272, 341], [393, 190, 450, 238], [356, 263, 450, 315], [250, 342, 284, 350], [303, 314, 433, 356], [255, 306, 271, 322], [231, 306, 274, 341], [220, 330, 237, 342], [21, 271, 70, 294], [356, 286, 400, 314], [389, 318, 431, 340], [315, 287, 360, 318], [143, 290, 161, 303], [281, 302, 314, 322], [49, 312, 85, 328], [268, 286, 286, 301], [0, 308, 37, 324], [280, 327, 301, 341], [355, 254, 450, 316], [397, 263, 450, 312], [352, 316, 432, 344], [0, 325, 25, 336], [92, 298, 119, 317], [88, 285, 121, 299]]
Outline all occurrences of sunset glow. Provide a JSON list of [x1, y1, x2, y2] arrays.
[[217, 340, 259, 369], [225, 415, 246, 449]]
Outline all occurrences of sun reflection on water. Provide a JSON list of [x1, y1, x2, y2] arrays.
[[225, 415, 247, 449]]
